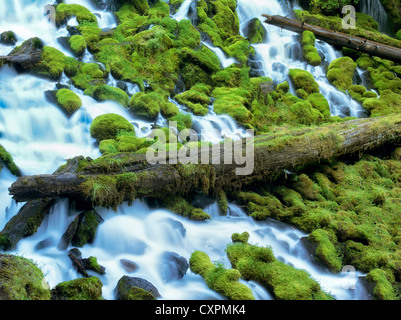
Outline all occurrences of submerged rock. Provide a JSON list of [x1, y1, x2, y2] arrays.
[[160, 251, 189, 283]]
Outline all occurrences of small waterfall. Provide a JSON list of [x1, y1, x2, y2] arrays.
[[359, 0, 390, 34]]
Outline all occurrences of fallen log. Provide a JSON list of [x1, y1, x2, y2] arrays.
[[262, 14, 401, 63], [8, 115, 401, 209]]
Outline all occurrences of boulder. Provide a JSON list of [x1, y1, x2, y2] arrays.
[[115, 276, 161, 300], [160, 251, 189, 283], [0, 253, 51, 300], [51, 277, 103, 300]]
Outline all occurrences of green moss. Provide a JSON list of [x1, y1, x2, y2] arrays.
[[226, 242, 332, 300], [69, 35, 87, 56], [175, 84, 211, 116], [362, 90, 401, 117], [327, 57, 357, 92], [189, 251, 255, 300], [129, 91, 163, 120], [37, 46, 67, 79], [86, 84, 129, 107], [217, 189, 228, 215], [366, 269, 398, 300], [301, 31, 321, 66], [0, 254, 51, 300], [55, 3, 98, 26], [174, 19, 201, 48], [0, 145, 21, 177], [288, 69, 320, 98], [90, 113, 136, 142], [169, 113, 193, 131], [308, 229, 343, 272], [164, 195, 211, 221], [55, 89, 82, 117], [52, 277, 103, 300], [160, 102, 179, 118], [71, 62, 105, 90], [245, 18, 266, 44]]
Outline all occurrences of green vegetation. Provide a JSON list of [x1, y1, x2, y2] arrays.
[[0, 145, 21, 177], [301, 30, 321, 66], [327, 57, 357, 92], [51, 277, 103, 300], [189, 250, 255, 300], [55, 89, 82, 117], [0, 254, 51, 300], [90, 113, 136, 142], [226, 236, 332, 300]]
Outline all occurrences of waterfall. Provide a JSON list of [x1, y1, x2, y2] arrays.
[[359, 0, 390, 35], [0, 0, 374, 300]]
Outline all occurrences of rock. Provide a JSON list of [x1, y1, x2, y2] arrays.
[[0, 31, 17, 46], [242, 17, 267, 44], [58, 209, 104, 250], [115, 276, 161, 300], [0, 198, 55, 251], [120, 259, 139, 273], [51, 277, 103, 300], [67, 248, 106, 277], [160, 252, 189, 283], [0, 253, 51, 300], [34, 237, 56, 251], [2, 37, 44, 71]]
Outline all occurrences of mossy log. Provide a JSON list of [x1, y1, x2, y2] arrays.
[[8, 115, 401, 206], [262, 14, 401, 63]]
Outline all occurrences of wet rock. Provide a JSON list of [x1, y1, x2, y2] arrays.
[[0, 31, 17, 46], [0, 253, 51, 300], [120, 259, 139, 273], [34, 237, 56, 251], [1, 37, 44, 71], [58, 209, 104, 250], [68, 248, 106, 277], [51, 277, 103, 300], [160, 252, 189, 283], [0, 198, 55, 251], [115, 276, 161, 300]]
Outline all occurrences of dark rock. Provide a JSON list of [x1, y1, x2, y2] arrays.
[[120, 259, 139, 273], [34, 237, 56, 251], [2, 37, 44, 71], [58, 209, 104, 250], [115, 276, 161, 300], [0, 31, 17, 46], [0, 198, 55, 251], [160, 252, 189, 283]]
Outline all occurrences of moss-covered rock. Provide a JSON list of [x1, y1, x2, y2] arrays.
[[301, 30, 321, 66], [51, 277, 103, 300], [129, 91, 163, 120], [90, 113, 136, 142], [0, 253, 51, 300], [0, 144, 21, 177], [327, 57, 357, 92], [86, 84, 129, 107], [175, 84, 211, 116], [189, 250, 255, 300], [115, 276, 160, 300], [55, 3, 98, 27], [164, 195, 211, 221], [288, 68, 320, 98], [365, 268, 398, 300], [55, 88, 82, 117], [69, 35, 87, 57], [226, 241, 332, 300]]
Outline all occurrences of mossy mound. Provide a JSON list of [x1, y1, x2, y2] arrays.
[[226, 239, 332, 300], [51, 277, 103, 300], [175, 84, 211, 116], [69, 35, 87, 57], [90, 113, 136, 142], [129, 91, 163, 120], [55, 88, 82, 117], [86, 84, 129, 107], [327, 57, 357, 92], [189, 250, 255, 300], [55, 3, 98, 27], [0, 254, 51, 300], [301, 30, 321, 66], [288, 68, 320, 98], [0, 144, 21, 177], [237, 148, 401, 298]]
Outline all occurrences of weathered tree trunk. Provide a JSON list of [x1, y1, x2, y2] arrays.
[[8, 115, 401, 207], [262, 14, 401, 63]]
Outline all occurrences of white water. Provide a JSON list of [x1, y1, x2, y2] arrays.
[[0, 0, 373, 300]]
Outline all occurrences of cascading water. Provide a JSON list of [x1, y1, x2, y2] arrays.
[[359, 0, 390, 35], [0, 0, 374, 300]]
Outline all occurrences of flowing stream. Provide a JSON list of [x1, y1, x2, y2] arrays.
[[0, 0, 372, 300]]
